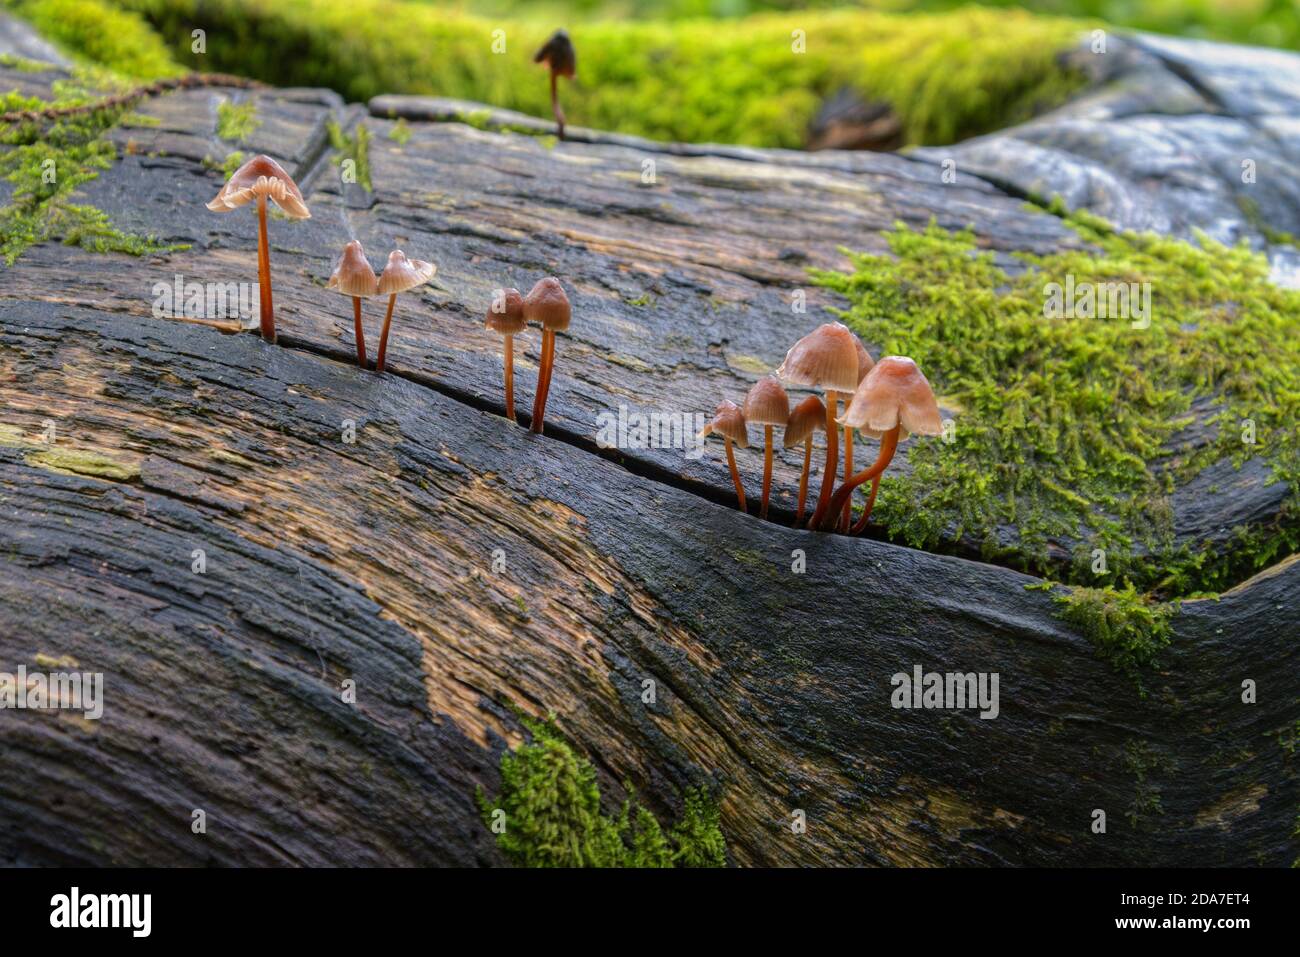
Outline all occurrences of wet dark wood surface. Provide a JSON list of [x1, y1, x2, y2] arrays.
[[0, 63, 1296, 865]]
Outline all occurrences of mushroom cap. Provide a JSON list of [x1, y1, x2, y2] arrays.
[[326, 240, 379, 297], [206, 154, 310, 219], [534, 29, 576, 78], [838, 355, 944, 439], [378, 250, 436, 296], [783, 394, 827, 448], [743, 376, 789, 427], [776, 322, 861, 394], [854, 336, 875, 383], [485, 287, 527, 335], [699, 400, 749, 449], [522, 277, 571, 331]]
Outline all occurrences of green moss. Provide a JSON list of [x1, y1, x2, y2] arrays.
[[1121, 738, 1170, 829], [387, 117, 411, 146], [326, 119, 372, 192], [668, 786, 727, 867], [478, 714, 725, 868], [1053, 584, 1174, 693], [0, 53, 54, 73], [457, 109, 494, 132], [215, 99, 260, 143], [114, 0, 1088, 148], [1277, 717, 1300, 757], [2, 0, 182, 79], [1, 89, 44, 112], [813, 215, 1300, 596], [0, 77, 186, 264], [220, 149, 245, 178], [378, 0, 1300, 52]]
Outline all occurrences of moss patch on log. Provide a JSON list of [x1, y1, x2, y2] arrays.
[[478, 714, 725, 868], [326, 119, 372, 192], [1, 67, 186, 264], [113, 0, 1088, 147], [215, 98, 259, 142], [1053, 584, 1174, 694], [813, 213, 1300, 596]]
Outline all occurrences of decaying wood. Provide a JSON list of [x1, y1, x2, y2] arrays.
[[0, 59, 1296, 866]]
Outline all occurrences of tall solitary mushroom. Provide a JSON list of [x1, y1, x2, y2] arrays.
[[534, 29, 576, 140], [485, 287, 526, 422], [699, 400, 750, 513], [839, 335, 876, 530], [743, 376, 789, 520], [775, 322, 861, 531], [327, 240, 378, 367], [524, 277, 571, 435], [375, 250, 436, 373], [821, 355, 944, 532], [783, 395, 826, 527], [206, 154, 311, 343]]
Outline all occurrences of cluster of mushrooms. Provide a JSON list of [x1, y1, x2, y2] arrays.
[[207, 152, 573, 433], [207, 154, 435, 374], [700, 322, 944, 534], [482, 278, 571, 433]]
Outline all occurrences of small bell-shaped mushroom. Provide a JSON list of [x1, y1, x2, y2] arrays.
[[206, 154, 311, 343], [327, 240, 379, 367], [699, 400, 750, 513], [776, 322, 861, 531], [524, 277, 571, 435], [375, 250, 436, 373], [823, 355, 944, 533], [485, 287, 527, 423]]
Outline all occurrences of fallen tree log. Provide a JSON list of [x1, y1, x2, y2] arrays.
[[0, 46, 1296, 866]]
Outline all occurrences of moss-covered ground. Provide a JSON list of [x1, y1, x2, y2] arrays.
[[0, 63, 184, 264], [815, 214, 1299, 592], [48, 0, 1091, 148], [452, 0, 1300, 52], [815, 212, 1300, 680]]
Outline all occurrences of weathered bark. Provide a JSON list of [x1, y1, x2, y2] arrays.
[[0, 53, 1296, 866]]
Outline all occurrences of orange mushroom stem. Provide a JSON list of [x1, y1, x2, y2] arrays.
[[256, 193, 273, 338], [806, 390, 841, 530], [743, 376, 789, 520], [840, 335, 876, 531], [783, 395, 825, 527], [850, 476, 882, 536], [821, 427, 900, 531], [524, 277, 571, 434]]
